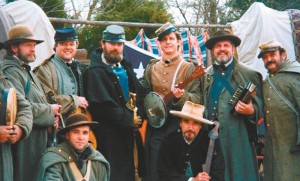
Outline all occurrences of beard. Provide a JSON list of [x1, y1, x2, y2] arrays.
[[103, 48, 123, 65], [18, 49, 36, 63], [214, 50, 232, 65], [183, 130, 197, 143], [264, 58, 284, 73]]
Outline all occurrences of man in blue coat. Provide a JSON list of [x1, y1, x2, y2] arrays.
[[83, 25, 145, 181]]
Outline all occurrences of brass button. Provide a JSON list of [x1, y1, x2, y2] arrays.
[[266, 110, 270, 114], [267, 124, 270, 127], [267, 98, 270, 101]]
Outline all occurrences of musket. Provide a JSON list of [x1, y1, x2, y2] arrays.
[[202, 121, 219, 174], [46, 92, 64, 146]]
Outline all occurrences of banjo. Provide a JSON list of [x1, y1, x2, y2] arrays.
[[1, 87, 17, 127], [144, 65, 205, 128]]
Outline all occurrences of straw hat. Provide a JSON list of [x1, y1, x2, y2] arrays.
[[170, 101, 214, 125]]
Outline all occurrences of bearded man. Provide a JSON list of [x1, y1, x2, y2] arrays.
[[201, 30, 263, 180], [83, 25, 145, 181], [0, 25, 61, 181], [258, 40, 300, 181]]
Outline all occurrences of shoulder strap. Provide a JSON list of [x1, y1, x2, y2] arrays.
[[69, 160, 91, 181], [267, 76, 300, 147], [267, 76, 299, 116]]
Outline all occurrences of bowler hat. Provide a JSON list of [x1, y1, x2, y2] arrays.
[[54, 28, 78, 42], [205, 29, 241, 50], [102, 25, 125, 42], [155, 22, 177, 41], [59, 113, 98, 135], [170, 101, 214, 125], [4, 24, 44, 46], [257, 39, 283, 58]]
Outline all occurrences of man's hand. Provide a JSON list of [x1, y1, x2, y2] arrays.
[[0, 126, 14, 143], [192, 172, 211, 181], [51, 104, 61, 116], [54, 116, 60, 129], [132, 108, 142, 128], [172, 87, 185, 99], [78, 96, 89, 109], [9, 125, 23, 144], [235, 99, 255, 116]]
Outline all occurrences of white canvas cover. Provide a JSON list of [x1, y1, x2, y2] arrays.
[[230, 2, 296, 77], [0, 0, 55, 68]]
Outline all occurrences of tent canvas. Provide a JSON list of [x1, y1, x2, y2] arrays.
[[230, 2, 298, 77], [0, 1, 159, 72], [0, 0, 55, 68]]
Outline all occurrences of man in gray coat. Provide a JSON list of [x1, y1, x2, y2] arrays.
[[258, 39, 300, 181], [34, 28, 89, 119], [35, 113, 110, 181], [0, 65, 33, 180], [0, 24, 61, 181], [202, 30, 263, 181]]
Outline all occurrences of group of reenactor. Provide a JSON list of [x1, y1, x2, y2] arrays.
[[0, 21, 299, 181]]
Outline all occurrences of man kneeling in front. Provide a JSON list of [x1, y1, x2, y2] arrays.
[[35, 113, 110, 181]]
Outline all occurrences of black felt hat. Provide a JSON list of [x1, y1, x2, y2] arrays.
[[205, 29, 241, 50], [59, 113, 98, 135]]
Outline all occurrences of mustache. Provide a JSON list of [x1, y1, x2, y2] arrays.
[[266, 61, 276, 67], [184, 130, 195, 135], [217, 50, 228, 55]]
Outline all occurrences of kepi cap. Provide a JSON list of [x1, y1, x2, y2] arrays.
[[54, 28, 78, 42], [4, 24, 44, 46], [155, 22, 177, 41], [102, 25, 125, 42], [170, 101, 214, 125], [59, 113, 98, 135], [205, 29, 241, 50], [258, 40, 283, 58]]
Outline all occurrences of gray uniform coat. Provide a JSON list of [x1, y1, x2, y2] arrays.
[[0, 55, 55, 181], [202, 59, 263, 181], [263, 60, 300, 181], [0, 70, 32, 181]]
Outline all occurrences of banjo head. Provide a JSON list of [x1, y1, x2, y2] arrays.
[[4, 88, 17, 126], [144, 92, 167, 128]]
